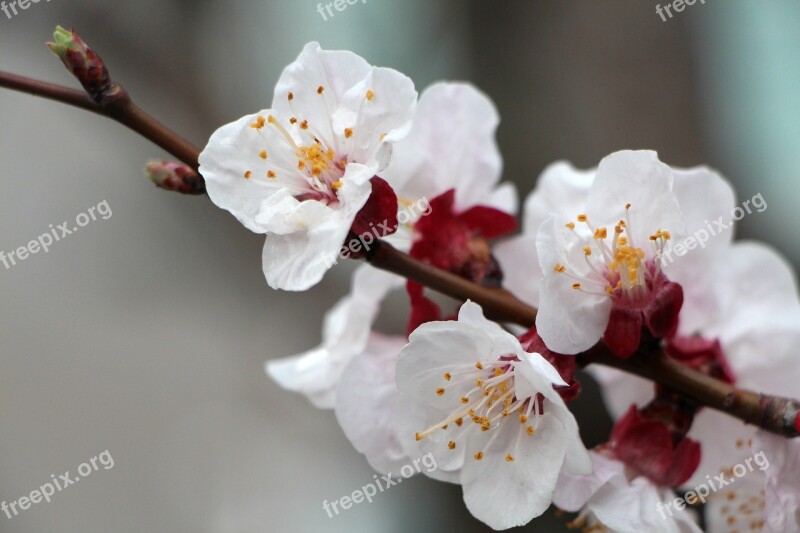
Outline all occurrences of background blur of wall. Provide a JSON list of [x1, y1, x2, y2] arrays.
[[0, 1, 797, 532]]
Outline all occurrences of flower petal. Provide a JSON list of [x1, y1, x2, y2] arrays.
[[382, 82, 510, 212], [265, 264, 402, 406], [461, 415, 567, 530], [587, 150, 686, 246], [335, 334, 409, 476]]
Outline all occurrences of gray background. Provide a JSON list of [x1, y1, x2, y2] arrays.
[[1, 1, 798, 532]]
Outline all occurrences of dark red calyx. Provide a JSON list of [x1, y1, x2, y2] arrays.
[[518, 327, 581, 402]]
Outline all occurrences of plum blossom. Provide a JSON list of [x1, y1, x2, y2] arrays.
[[702, 432, 798, 533], [534, 150, 687, 356], [265, 265, 402, 408], [584, 165, 800, 528], [396, 301, 591, 530], [553, 450, 701, 533], [199, 42, 417, 290]]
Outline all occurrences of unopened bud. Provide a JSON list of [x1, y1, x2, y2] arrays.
[[47, 26, 111, 102], [146, 160, 206, 195]]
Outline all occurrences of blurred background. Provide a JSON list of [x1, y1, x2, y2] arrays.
[[1, 1, 798, 531]]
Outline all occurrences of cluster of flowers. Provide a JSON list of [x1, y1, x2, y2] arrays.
[[198, 43, 800, 531]]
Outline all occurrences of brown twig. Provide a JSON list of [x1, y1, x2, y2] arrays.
[[0, 71, 201, 171], [2, 69, 798, 438]]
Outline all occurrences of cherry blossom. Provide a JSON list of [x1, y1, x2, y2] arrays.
[[199, 42, 417, 290], [396, 301, 591, 530]]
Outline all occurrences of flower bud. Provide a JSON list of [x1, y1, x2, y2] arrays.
[[47, 26, 110, 102], [146, 160, 206, 195]]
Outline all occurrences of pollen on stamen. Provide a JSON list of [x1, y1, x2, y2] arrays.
[[443, 372, 452, 381], [331, 181, 343, 191], [448, 441, 456, 450], [344, 128, 354, 139], [566, 221, 576, 230], [455, 418, 463, 427], [244, 170, 252, 179], [441, 424, 448, 430], [519, 414, 527, 424], [572, 283, 581, 290], [526, 426, 535, 436], [577, 214, 588, 223], [250, 116, 266, 130], [475, 362, 484, 370], [366, 89, 375, 101], [505, 454, 514, 462], [267, 171, 276, 179], [583, 245, 592, 256], [460, 396, 469, 404], [317, 86, 325, 94], [474, 452, 484, 461], [435, 387, 446, 396], [415, 432, 424, 441], [300, 120, 309, 130], [594, 227, 608, 239], [259, 150, 268, 160], [554, 263, 567, 273], [290, 117, 298, 125], [288, 92, 294, 101]]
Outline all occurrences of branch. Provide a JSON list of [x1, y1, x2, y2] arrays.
[[2, 53, 797, 439], [366, 239, 800, 438], [0, 70, 202, 172], [365, 239, 536, 326]]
